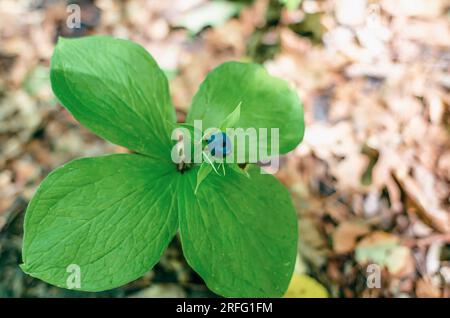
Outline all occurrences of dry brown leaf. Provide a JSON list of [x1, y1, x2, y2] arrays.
[[333, 221, 370, 254], [416, 277, 441, 298], [396, 169, 450, 233]]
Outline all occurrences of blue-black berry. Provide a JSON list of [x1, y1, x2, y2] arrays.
[[207, 132, 232, 157]]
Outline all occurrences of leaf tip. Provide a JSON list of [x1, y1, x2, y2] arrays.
[[19, 263, 29, 274]]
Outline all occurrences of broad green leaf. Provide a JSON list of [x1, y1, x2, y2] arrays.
[[228, 163, 250, 178], [195, 163, 213, 194], [219, 101, 241, 131], [178, 165, 298, 297], [170, 122, 205, 146], [187, 62, 304, 162], [168, 122, 207, 164], [21, 154, 179, 292], [51, 36, 175, 161]]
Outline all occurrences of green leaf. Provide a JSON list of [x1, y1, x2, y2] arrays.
[[21, 154, 179, 292], [178, 165, 298, 297], [169, 122, 202, 144], [187, 62, 304, 162], [51, 36, 175, 161], [228, 163, 250, 178], [219, 101, 241, 131], [195, 163, 213, 194]]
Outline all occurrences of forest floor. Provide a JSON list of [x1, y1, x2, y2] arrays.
[[0, 0, 449, 297]]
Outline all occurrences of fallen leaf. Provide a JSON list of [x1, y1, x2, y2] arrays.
[[356, 232, 415, 277], [173, 1, 242, 34], [416, 277, 441, 298], [333, 221, 370, 254], [284, 274, 328, 298]]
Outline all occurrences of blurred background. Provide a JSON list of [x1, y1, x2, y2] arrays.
[[0, 0, 449, 298]]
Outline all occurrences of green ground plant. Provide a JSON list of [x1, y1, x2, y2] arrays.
[[21, 36, 304, 297]]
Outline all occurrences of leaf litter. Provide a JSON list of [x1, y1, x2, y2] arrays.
[[0, 0, 449, 297]]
